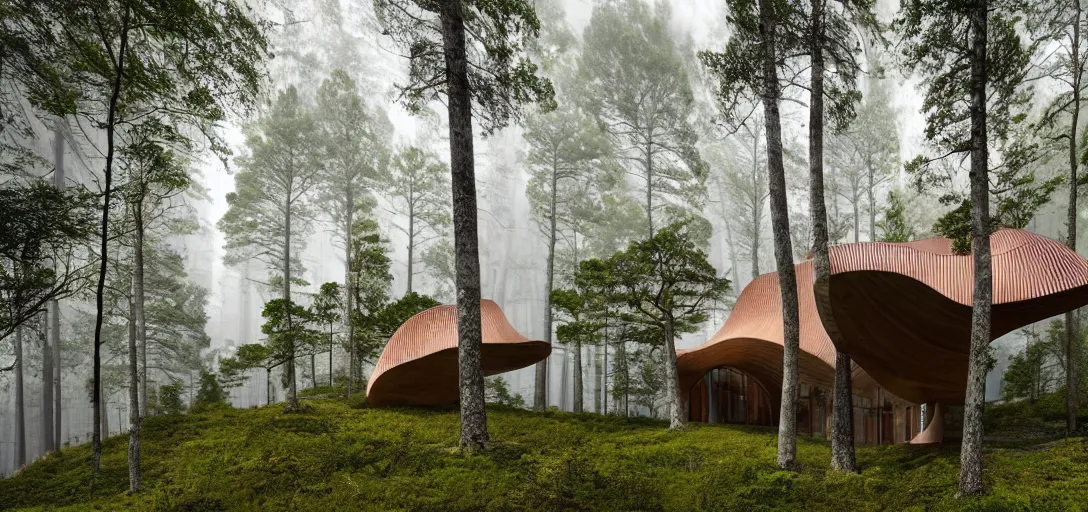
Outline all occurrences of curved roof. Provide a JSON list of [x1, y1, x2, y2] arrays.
[[821, 229, 1088, 404], [678, 229, 1088, 409], [366, 299, 550, 407], [676, 260, 850, 417]]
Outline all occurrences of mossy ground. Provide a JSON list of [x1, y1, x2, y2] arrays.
[[2, 399, 1087, 511]]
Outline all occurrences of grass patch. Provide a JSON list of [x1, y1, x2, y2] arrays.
[[1, 401, 1086, 511]]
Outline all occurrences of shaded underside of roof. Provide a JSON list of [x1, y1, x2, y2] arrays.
[[367, 299, 550, 407]]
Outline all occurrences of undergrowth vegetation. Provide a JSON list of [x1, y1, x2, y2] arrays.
[[2, 399, 1086, 511], [984, 390, 1088, 439]]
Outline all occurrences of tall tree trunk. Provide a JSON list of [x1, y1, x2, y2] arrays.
[[134, 201, 147, 422], [603, 329, 608, 414], [663, 321, 684, 429], [311, 352, 317, 388], [101, 393, 109, 438], [92, 10, 129, 473], [329, 329, 335, 388], [1066, 0, 1082, 436], [441, 0, 489, 451], [407, 202, 415, 294], [759, 0, 800, 470], [751, 133, 762, 279], [41, 311, 53, 456], [47, 127, 66, 452], [646, 137, 655, 237], [573, 340, 583, 413], [536, 170, 559, 411], [284, 190, 299, 412], [958, 1, 991, 497], [345, 191, 355, 400], [866, 162, 876, 241], [14, 326, 25, 468], [808, 0, 857, 472], [127, 297, 141, 492]]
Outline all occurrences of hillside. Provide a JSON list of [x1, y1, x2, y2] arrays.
[[2, 399, 1086, 511]]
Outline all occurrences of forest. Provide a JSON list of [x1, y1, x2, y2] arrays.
[[2, 0, 1088, 508]]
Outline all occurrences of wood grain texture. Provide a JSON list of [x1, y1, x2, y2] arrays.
[[367, 299, 550, 407]]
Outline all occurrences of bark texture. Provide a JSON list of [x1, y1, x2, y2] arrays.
[[573, 341, 583, 413], [92, 9, 129, 472], [345, 203, 355, 400], [283, 186, 299, 412], [958, 1, 991, 497], [535, 169, 560, 411], [441, 0, 489, 451], [127, 299, 141, 492], [41, 312, 53, 455], [52, 125, 64, 448], [1066, 0, 1082, 436], [664, 322, 685, 429], [759, 0, 800, 470], [808, 0, 857, 472], [830, 352, 856, 471], [15, 327, 26, 468]]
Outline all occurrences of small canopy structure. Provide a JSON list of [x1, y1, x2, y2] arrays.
[[366, 299, 550, 407]]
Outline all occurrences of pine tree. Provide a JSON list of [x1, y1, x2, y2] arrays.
[[701, 0, 806, 470], [382, 146, 451, 295], [219, 86, 321, 414], [579, 0, 707, 238], [896, 0, 1034, 496], [525, 104, 611, 410], [314, 71, 391, 394], [374, 0, 554, 450]]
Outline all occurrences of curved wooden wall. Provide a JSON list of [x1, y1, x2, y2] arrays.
[[366, 299, 550, 407]]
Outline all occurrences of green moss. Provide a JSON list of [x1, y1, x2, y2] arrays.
[[1, 401, 1086, 511]]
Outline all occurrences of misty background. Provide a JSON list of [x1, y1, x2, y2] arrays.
[[1, 0, 1077, 475]]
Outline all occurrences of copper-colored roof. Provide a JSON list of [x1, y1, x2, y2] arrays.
[[366, 299, 550, 407], [822, 229, 1088, 404], [678, 229, 1088, 408], [676, 260, 846, 417]]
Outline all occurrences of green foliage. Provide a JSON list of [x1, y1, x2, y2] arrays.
[[876, 189, 916, 242], [192, 371, 230, 413], [373, 0, 556, 133], [345, 219, 394, 366], [218, 86, 321, 277], [261, 298, 323, 390], [485, 376, 526, 408], [149, 382, 185, 416], [580, 0, 706, 234], [897, 0, 1058, 252], [4, 400, 1088, 510], [602, 221, 732, 337], [382, 145, 451, 291], [1001, 320, 1088, 405], [315, 69, 391, 243], [310, 283, 343, 330], [219, 344, 275, 389], [0, 181, 97, 341]]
